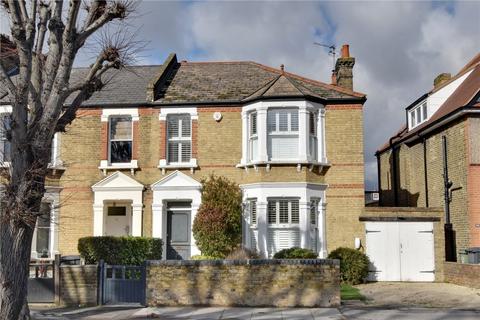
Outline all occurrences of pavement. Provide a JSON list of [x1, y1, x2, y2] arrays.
[[31, 304, 480, 320]]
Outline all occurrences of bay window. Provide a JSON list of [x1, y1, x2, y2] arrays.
[[109, 116, 132, 163], [240, 100, 326, 168], [267, 108, 299, 160], [167, 114, 191, 164]]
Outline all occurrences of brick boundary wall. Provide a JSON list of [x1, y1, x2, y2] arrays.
[[146, 259, 340, 308], [60, 265, 98, 306], [444, 262, 480, 289]]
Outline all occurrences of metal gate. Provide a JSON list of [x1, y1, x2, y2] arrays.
[[99, 262, 146, 305], [28, 261, 55, 303]]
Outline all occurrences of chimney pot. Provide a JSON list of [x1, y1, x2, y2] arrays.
[[341, 44, 350, 58], [433, 73, 451, 89], [331, 71, 337, 85], [280, 64, 285, 72]]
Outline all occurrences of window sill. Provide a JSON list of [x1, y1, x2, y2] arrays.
[[158, 158, 198, 174], [237, 160, 330, 172], [99, 160, 138, 176]]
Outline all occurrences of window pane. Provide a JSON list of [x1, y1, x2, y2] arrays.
[[110, 116, 132, 140], [268, 201, 276, 224], [310, 201, 317, 225], [168, 141, 179, 162], [290, 110, 299, 131], [167, 116, 179, 138], [279, 201, 289, 223], [250, 113, 257, 135], [422, 103, 427, 120], [37, 203, 51, 228], [416, 107, 421, 124], [181, 115, 191, 137], [291, 200, 299, 224], [180, 142, 191, 162], [279, 111, 288, 131], [36, 228, 50, 256], [309, 112, 316, 135], [250, 200, 257, 224], [108, 207, 126, 216], [267, 111, 276, 132], [410, 112, 415, 127], [110, 141, 132, 163]]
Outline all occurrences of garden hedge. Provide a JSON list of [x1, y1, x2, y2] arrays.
[[328, 247, 370, 285], [78, 236, 162, 265], [273, 247, 318, 259]]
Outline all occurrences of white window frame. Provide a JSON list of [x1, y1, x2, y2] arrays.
[[309, 111, 318, 161], [99, 108, 139, 175], [267, 198, 300, 228], [248, 112, 258, 162], [108, 115, 133, 165], [409, 101, 428, 129], [166, 114, 192, 165]]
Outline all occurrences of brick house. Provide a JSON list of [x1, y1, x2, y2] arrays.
[[1, 45, 367, 260], [377, 53, 480, 259]]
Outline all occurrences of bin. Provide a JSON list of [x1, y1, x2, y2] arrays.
[[458, 250, 469, 264], [466, 247, 480, 264], [60, 255, 81, 265]]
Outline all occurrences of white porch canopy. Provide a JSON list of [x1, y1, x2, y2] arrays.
[[91, 171, 144, 236]]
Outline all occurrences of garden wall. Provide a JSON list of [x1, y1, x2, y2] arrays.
[[444, 262, 480, 289], [60, 265, 98, 306], [146, 259, 340, 307]]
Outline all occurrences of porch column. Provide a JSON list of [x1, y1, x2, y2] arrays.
[[93, 204, 104, 236], [256, 201, 268, 258], [299, 201, 310, 249], [191, 202, 201, 256], [131, 203, 143, 236], [299, 106, 309, 162], [318, 200, 328, 258], [151, 203, 163, 238]]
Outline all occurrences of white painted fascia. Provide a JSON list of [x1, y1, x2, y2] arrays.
[[158, 106, 198, 120], [101, 108, 139, 122], [240, 182, 328, 191]]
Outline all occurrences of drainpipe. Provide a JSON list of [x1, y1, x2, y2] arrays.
[[389, 136, 399, 207], [423, 137, 429, 207], [442, 135, 456, 262], [376, 152, 382, 206]]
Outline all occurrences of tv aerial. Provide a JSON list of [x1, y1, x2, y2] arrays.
[[314, 42, 336, 72]]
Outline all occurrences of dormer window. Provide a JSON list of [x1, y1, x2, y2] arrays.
[[409, 101, 428, 129]]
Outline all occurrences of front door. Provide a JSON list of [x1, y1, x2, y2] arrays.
[[105, 206, 130, 236], [166, 210, 191, 260]]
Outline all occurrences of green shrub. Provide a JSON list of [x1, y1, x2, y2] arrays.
[[328, 247, 370, 285], [193, 175, 242, 258], [273, 247, 318, 259], [78, 236, 162, 265], [191, 255, 218, 260]]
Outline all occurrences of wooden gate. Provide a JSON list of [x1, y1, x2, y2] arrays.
[[99, 261, 146, 305]]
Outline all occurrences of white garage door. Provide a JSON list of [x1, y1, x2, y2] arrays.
[[365, 222, 435, 282]]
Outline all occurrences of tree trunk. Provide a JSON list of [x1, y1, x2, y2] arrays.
[[0, 218, 35, 320]]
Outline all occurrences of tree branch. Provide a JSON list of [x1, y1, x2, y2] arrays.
[[0, 63, 16, 95]]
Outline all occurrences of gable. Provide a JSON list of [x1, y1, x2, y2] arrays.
[[92, 171, 144, 191], [151, 170, 202, 191]]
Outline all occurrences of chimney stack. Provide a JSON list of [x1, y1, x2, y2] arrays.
[[433, 73, 451, 89], [334, 44, 355, 90]]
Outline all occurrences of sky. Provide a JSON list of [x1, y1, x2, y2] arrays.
[[1, 1, 479, 189]]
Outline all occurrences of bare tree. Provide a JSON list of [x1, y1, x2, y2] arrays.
[[0, 1, 139, 318]]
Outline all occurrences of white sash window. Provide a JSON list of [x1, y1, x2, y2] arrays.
[[109, 116, 132, 164], [267, 198, 300, 256], [167, 114, 191, 164], [267, 108, 299, 160]]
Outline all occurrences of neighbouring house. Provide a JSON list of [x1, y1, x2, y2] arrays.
[[376, 53, 480, 261], [0, 45, 367, 260]]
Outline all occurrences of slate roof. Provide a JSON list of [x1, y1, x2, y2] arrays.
[[1, 54, 366, 106], [377, 53, 480, 153]]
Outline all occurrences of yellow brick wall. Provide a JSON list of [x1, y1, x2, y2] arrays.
[[57, 104, 365, 255], [379, 119, 470, 255]]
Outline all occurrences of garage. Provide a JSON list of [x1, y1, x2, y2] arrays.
[[365, 221, 435, 282]]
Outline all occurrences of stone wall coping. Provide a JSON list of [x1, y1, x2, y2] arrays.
[[60, 264, 98, 270], [364, 207, 443, 213], [146, 259, 339, 266], [445, 261, 480, 267]]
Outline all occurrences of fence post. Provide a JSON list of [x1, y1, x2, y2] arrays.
[[97, 260, 104, 305], [54, 254, 61, 305]]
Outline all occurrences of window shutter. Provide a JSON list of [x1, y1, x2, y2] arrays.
[[268, 201, 276, 224], [250, 200, 257, 224], [268, 136, 298, 159], [168, 142, 179, 162], [250, 112, 257, 135], [167, 116, 180, 138], [181, 115, 191, 137], [291, 200, 299, 224], [290, 110, 299, 131], [279, 200, 289, 223], [180, 142, 191, 162], [267, 111, 276, 132]]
